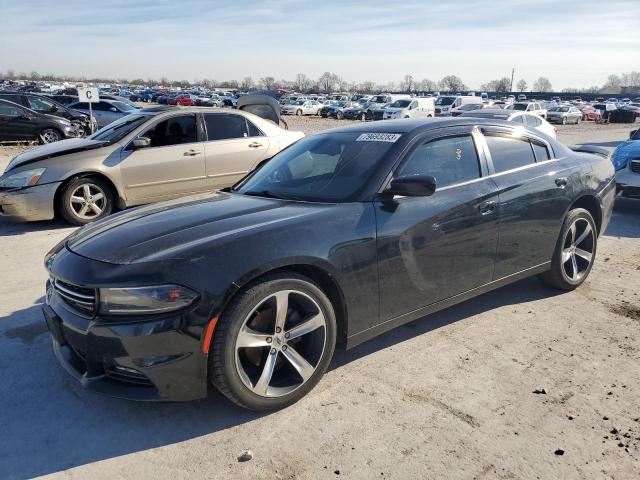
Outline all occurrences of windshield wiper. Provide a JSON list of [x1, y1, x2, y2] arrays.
[[243, 190, 300, 201]]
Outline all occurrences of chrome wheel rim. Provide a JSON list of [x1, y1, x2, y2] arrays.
[[41, 129, 60, 143], [69, 183, 107, 220], [235, 289, 327, 398], [562, 218, 595, 281]]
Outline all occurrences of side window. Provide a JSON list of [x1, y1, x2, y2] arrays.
[[143, 115, 198, 147], [73, 102, 89, 110], [511, 114, 525, 123], [398, 135, 480, 188], [453, 98, 462, 108], [92, 102, 111, 112], [27, 97, 57, 112], [485, 134, 537, 173], [246, 120, 263, 137], [524, 115, 541, 127], [0, 103, 23, 116], [532, 142, 550, 162], [204, 113, 249, 141]]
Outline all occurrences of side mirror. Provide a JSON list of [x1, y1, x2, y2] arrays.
[[630, 130, 638, 140], [110, 107, 118, 112], [385, 175, 437, 197], [131, 136, 151, 149]]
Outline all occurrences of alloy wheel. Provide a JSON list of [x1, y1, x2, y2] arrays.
[[562, 218, 595, 281], [40, 129, 61, 143], [234, 289, 327, 398], [69, 183, 107, 220]]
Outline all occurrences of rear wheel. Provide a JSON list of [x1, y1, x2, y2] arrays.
[[296, 109, 302, 116], [209, 272, 337, 410], [562, 116, 567, 125], [39, 128, 61, 144], [361, 113, 367, 121], [539, 208, 597, 290], [336, 111, 343, 120], [59, 177, 113, 225], [576, 116, 581, 124]]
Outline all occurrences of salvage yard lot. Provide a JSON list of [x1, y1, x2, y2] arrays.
[[0, 118, 639, 479]]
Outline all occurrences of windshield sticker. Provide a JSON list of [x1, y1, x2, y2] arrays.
[[355, 133, 402, 143]]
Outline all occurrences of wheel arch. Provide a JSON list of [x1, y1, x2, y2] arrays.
[[568, 194, 602, 234], [54, 171, 124, 215], [212, 262, 349, 350]]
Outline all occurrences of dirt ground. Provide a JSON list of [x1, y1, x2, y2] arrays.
[[0, 118, 638, 480]]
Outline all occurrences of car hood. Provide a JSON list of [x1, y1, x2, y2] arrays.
[[65, 191, 334, 264], [4, 138, 109, 173]]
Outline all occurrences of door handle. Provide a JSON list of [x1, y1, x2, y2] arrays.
[[555, 177, 568, 188], [248, 142, 263, 148], [478, 200, 497, 215], [183, 150, 201, 156]]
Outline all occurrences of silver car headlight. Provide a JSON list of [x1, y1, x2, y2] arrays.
[[98, 285, 199, 315], [0, 168, 46, 188]]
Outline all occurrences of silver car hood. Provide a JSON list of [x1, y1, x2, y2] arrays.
[[5, 138, 109, 173]]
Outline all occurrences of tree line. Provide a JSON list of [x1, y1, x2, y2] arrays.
[[1, 69, 638, 94]]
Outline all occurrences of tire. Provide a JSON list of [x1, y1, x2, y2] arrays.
[[562, 117, 567, 125], [209, 272, 337, 411], [336, 111, 343, 120], [59, 176, 114, 225], [575, 116, 581, 125], [361, 113, 366, 122], [538, 208, 597, 291], [296, 109, 302, 116], [317, 110, 321, 116], [39, 128, 62, 144]]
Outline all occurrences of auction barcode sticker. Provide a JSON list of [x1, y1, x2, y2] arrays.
[[355, 133, 402, 143]]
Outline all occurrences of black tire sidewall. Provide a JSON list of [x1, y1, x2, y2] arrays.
[[40, 128, 61, 144], [554, 208, 597, 288], [211, 274, 337, 411], [59, 176, 114, 225]]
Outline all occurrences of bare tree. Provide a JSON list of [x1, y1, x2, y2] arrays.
[[417, 78, 436, 91], [260, 76, 276, 89], [438, 75, 467, 92], [481, 77, 511, 93], [532, 77, 553, 92], [293, 73, 312, 92], [401, 74, 414, 93], [604, 74, 622, 88], [240, 76, 254, 90], [318, 72, 339, 93], [516, 78, 527, 92]]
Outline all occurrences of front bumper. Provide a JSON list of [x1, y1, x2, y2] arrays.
[[0, 182, 60, 221], [43, 249, 210, 402]]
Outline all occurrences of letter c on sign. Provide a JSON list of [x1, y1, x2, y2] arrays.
[[86, 90, 93, 99]]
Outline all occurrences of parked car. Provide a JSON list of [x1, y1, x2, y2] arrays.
[[282, 100, 322, 116], [435, 95, 483, 116], [97, 94, 137, 108], [41, 116, 615, 409], [518, 94, 527, 101], [67, 99, 140, 128], [382, 98, 435, 119], [546, 106, 583, 125], [195, 94, 223, 107], [450, 103, 484, 117], [0, 96, 303, 225], [168, 94, 198, 106], [505, 102, 547, 119], [580, 106, 602, 121], [320, 101, 356, 119], [129, 91, 154, 102], [0, 92, 95, 135], [614, 128, 640, 197], [0, 99, 83, 144], [460, 109, 557, 138], [592, 103, 617, 120]]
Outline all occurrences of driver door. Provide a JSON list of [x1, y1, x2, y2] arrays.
[[119, 113, 206, 204]]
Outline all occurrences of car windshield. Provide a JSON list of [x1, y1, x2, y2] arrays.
[[89, 114, 148, 143], [371, 96, 386, 103], [550, 107, 569, 112], [235, 132, 398, 202], [112, 101, 136, 111], [506, 104, 527, 111], [294, 101, 305, 105], [390, 100, 411, 108], [435, 97, 456, 106]]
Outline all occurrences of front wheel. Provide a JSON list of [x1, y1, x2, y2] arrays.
[[59, 177, 114, 225], [209, 272, 337, 410], [336, 111, 343, 120], [538, 208, 597, 290], [296, 109, 302, 116], [39, 128, 61, 144], [562, 116, 567, 125]]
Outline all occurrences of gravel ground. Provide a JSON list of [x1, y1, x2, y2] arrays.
[[0, 118, 639, 480]]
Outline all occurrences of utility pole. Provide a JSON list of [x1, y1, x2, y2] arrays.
[[510, 68, 515, 93]]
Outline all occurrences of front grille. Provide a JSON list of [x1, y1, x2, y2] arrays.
[[53, 279, 97, 316], [630, 160, 640, 174]]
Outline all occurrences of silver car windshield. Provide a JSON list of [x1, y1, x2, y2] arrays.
[[90, 114, 149, 143]]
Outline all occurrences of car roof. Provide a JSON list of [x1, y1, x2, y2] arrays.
[[313, 117, 521, 135]]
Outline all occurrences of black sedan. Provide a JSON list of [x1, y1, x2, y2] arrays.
[[43, 118, 615, 410], [0, 99, 82, 143]]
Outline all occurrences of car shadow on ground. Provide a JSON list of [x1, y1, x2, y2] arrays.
[[605, 197, 639, 239], [0, 216, 75, 237]]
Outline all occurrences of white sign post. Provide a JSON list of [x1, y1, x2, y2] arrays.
[[77, 87, 100, 133]]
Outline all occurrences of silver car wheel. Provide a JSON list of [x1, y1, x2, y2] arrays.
[[234, 289, 327, 398], [69, 183, 107, 220], [40, 129, 61, 143], [562, 218, 594, 281]]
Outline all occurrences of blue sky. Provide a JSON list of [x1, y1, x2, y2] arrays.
[[1, 0, 638, 89]]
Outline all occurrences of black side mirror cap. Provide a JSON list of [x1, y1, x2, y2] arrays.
[[384, 175, 437, 197]]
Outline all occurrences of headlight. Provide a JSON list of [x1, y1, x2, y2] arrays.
[[0, 168, 46, 188], [56, 118, 72, 126], [98, 285, 199, 315]]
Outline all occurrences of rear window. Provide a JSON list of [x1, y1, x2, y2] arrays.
[[485, 134, 537, 173]]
